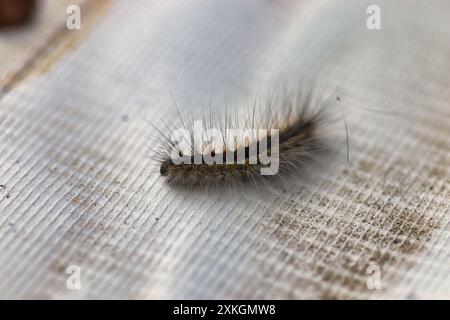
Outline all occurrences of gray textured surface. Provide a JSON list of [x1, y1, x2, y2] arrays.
[[0, 0, 449, 299]]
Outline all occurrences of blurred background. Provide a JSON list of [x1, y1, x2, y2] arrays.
[[0, 0, 449, 299]]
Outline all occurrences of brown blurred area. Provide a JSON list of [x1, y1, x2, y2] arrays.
[[0, 0, 37, 28]]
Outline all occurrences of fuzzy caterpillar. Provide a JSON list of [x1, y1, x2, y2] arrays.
[[152, 89, 345, 189]]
